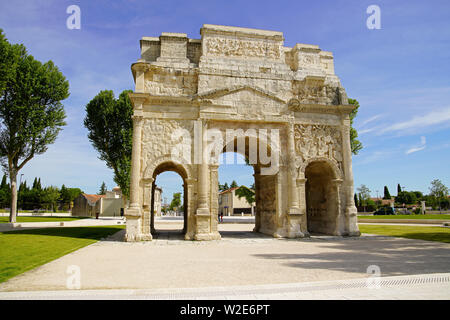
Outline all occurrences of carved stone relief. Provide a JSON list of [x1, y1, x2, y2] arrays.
[[294, 124, 343, 172], [206, 38, 280, 59], [141, 119, 194, 173], [145, 70, 198, 96], [292, 79, 340, 105]]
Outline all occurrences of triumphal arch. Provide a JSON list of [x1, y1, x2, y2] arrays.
[[125, 24, 360, 241]]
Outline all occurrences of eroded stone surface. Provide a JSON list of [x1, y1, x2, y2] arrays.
[[125, 24, 359, 241]]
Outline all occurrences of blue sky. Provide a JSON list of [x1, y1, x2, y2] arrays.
[[0, 0, 449, 201]]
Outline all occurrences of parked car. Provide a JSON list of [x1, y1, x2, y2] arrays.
[[373, 207, 395, 215]]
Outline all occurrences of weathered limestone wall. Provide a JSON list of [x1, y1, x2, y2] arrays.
[[125, 24, 360, 241]]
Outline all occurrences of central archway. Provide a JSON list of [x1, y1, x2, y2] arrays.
[[214, 133, 280, 238]]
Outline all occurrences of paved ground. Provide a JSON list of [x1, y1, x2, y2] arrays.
[[1, 222, 449, 299], [2, 273, 449, 300]]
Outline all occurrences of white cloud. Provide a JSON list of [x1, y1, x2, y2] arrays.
[[379, 108, 450, 135], [406, 136, 426, 154], [359, 108, 450, 137], [358, 114, 384, 127]]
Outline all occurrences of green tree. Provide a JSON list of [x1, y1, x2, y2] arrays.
[[169, 192, 181, 211], [0, 174, 10, 208], [397, 183, 402, 195], [396, 191, 417, 205], [235, 185, 255, 207], [348, 99, 363, 155], [0, 174, 8, 190], [357, 184, 371, 212], [230, 180, 238, 188], [84, 90, 133, 199], [32, 177, 42, 191], [60, 186, 82, 210], [0, 31, 69, 222], [429, 179, 449, 212], [412, 191, 423, 200], [354, 193, 358, 207], [222, 182, 229, 191], [383, 186, 391, 200], [98, 182, 107, 195], [41, 186, 60, 212]]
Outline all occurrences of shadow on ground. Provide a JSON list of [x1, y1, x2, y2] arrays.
[[150, 229, 274, 240], [1, 226, 125, 241], [252, 238, 450, 276]]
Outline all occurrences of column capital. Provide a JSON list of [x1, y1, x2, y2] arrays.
[[296, 178, 307, 183], [185, 178, 197, 185], [142, 178, 154, 186], [132, 114, 144, 124], [209, 164, 219, 171]]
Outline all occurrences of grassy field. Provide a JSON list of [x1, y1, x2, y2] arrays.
[[359, 225, 450, 243], [358, 214, 450, 220], [0, 226, 125, 283], [0, 216, 87, 223]]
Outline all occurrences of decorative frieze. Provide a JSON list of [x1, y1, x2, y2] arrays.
[[205, 38, 280, 59]]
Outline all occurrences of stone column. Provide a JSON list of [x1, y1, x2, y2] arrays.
[[125, 114, 151, 241], [287, 124, 304, 238], [197, 120, 209, 213], [209, 164, 220, 235], [341, 118, 360, 236], [331, 178, 344, 235], [142, 178, 154, 236], [194, 120, 219, 240], [129, 115, 143, 210], [184, 178, 196, 240], [296, 176, 309, 237], [253, 172, 261, 233]]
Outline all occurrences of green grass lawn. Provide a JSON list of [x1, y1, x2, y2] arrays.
[[359, 225, 450, 243], [0, 216, 88, 223], [0, 226, 125, 283], [358, 214, 450, 220]]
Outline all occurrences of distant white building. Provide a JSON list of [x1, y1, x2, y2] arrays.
[[154, 186, 162, 216], [72, 186, 126, 218], [218, 187, 255, 216]]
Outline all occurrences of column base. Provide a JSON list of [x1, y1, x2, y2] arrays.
[[124, 233, 153, 242], [287, 207, 305, 238], [345, 205, 360, 237]]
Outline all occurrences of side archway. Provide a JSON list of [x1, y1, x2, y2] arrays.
[[303, 159, 342, 235], [142, 156, 194, 239]]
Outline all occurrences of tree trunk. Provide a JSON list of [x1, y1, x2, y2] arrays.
[[9, 171, 17, 223]]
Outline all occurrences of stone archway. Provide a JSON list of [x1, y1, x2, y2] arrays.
[[150, 161, 188, 237], [304, 160, 341, 235], [214, 133, 281, 238], [124, 24, 360, 241]]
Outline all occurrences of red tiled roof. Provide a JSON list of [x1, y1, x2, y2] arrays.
[[82, 194, 105, 204], [219, 187, 240, 195]]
